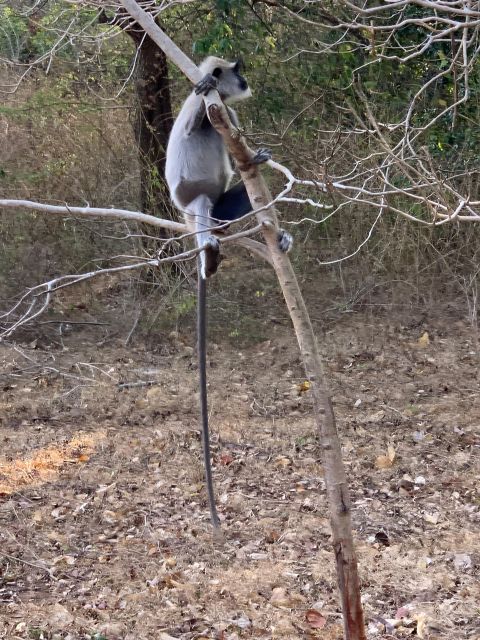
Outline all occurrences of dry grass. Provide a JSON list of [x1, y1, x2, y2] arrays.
[[0, 432, 105, 495], [0, 311, 478, 639]]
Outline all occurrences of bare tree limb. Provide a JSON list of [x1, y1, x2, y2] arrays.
[[0, 199, 185, 233], [0, 198, 276, 336]]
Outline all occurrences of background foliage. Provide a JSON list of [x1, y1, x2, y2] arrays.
[[1, 0, 479, 336]]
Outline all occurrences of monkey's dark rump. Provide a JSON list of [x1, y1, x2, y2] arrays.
[[211, 182, 252, 222]]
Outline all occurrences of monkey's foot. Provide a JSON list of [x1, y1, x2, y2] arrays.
[[252, 147, 272, 165], [203, 236, 222, 278], [277, 229, 293, 254], [195, 74, 218, 96]]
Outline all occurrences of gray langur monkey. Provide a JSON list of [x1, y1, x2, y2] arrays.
[[165, 56, 293, 527], [165, 56, 292, 277]]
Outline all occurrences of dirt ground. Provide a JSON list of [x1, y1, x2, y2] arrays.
[[0, 311, 479, 640]]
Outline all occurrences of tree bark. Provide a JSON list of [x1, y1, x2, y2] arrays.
[[131, 32, 174, 218], [100, 10, 175, 219], [118, 2, 366, 638]]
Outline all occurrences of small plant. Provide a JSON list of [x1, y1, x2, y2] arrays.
[[174, 293, 196, 317]]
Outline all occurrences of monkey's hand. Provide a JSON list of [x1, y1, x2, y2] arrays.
[[277, 229, 293, 254], [195, 74, 218, 96], [251, 148, 272, 165]]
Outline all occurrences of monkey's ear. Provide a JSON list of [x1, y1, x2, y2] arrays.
[[233, 59, 244, 73], [212, 67, 222, 78]]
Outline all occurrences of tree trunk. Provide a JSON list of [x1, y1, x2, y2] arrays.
[[101, 10, 180, 279], [100, 10, 175, 223], [133, 34, 174, 219]]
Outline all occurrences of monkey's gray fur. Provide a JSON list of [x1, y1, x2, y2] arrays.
[[165, 56, 292, 278], [165, 57, 251, 278]]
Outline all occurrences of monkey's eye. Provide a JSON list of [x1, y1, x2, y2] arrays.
[[212, 67, 222, 78]]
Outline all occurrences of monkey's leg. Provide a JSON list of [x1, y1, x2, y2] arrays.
[[211, 162, 268, 223], [212, 184, 294, 254], [212, 146, 272, 222], [211, 182, 251, 222], [187, 194, 221, 279]]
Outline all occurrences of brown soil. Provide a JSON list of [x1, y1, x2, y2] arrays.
[[0, 313, 478, 640]]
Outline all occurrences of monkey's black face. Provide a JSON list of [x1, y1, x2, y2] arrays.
[[238, 75, 248, 92], [229, 64, 251, 102], [210, 60, 252, 104], [233, 59, 248, 91]]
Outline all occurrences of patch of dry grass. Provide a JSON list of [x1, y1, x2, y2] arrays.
[[0, 432, 105, 495]]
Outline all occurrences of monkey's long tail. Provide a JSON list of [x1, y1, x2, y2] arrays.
[[197, 261, 221, 528]]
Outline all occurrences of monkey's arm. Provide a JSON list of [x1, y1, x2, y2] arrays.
[[226, 108, 271, 166], [182, 94, 208, 135], [184, 72, 220, 134], [195, 73, 217, 96]]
